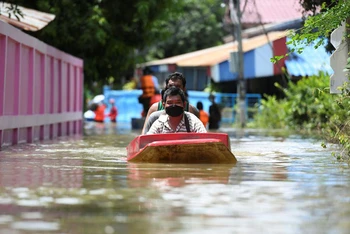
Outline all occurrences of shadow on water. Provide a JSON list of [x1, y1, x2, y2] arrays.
[[0, 122, 349, 234]]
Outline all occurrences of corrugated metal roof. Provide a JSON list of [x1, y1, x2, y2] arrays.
[[0, 2, 55, 31], [241, 0, 304, 24], [143, 31, 288, 67], [285, 38, 333, 77], [224, 19, 302, 42]]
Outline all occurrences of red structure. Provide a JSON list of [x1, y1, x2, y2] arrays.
[[126, 132, 237, 163], [0, 21, 84, 148]]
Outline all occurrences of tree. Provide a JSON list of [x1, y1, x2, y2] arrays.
[[143, 0, 226, 60], [286, 0, 350, 56], [276, 0, 350, 159], [3, 0, 180, 87], [3, 0, 226, 88]]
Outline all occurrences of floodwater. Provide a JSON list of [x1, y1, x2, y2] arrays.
[[0, 122, 349, 234]]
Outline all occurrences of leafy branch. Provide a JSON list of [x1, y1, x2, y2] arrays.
[[271, 1, 350, 63]]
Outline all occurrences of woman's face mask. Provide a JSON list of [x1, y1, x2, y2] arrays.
[[165, 105, 184, 117]]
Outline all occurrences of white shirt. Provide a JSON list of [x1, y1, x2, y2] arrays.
[[147, 111, 207, 134]]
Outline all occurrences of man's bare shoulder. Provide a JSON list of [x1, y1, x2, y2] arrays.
[[189, 104, 199, 117], [149, 110, 164, 118], [149, 102, 159, 112], [141, 102, 160, 134]]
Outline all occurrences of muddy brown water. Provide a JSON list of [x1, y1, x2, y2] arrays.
[[0, 123, 349, 234]]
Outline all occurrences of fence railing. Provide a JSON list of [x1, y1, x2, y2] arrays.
[[0, 21, 84, 148], [103, 86, 261, 124]]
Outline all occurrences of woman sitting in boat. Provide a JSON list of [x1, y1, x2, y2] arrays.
[[147, 87, 207, 134]]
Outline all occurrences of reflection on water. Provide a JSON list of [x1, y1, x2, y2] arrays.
[[0, 154, 83, 188], [0, 125, 349, 234], [127, 163, 234, 187]]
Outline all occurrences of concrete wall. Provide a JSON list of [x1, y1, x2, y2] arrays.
[[330, 22, 349, 93], [0, 21, 84, 148]]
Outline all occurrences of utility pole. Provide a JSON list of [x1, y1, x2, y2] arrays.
[[347, 17, 350, 54], [229, 0, 246, 128]]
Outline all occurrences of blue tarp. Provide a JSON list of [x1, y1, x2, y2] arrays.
[[102, 86, 261, 124], [285, 38, 333, 77]]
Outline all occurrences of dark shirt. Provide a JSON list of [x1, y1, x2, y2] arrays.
[[209, 103, 221, 129]]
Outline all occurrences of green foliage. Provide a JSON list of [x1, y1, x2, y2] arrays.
[[327, 83, 350, 159], [250, 95, 289, 129], [289, 1, 350, 53], [280, 73, 334, 131], [143, 0, 226, 59], [344, 57, 350, 73], [251, 73, 350, 160], [272, 1, 350, 62], [4, 0, 225, 93], [266, 0, 350, 160], [5, 0, 181, 87]]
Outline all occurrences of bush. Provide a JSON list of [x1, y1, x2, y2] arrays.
[[251, 73, 350, 160]]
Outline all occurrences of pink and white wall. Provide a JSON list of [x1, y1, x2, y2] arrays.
[[0, 20, 84, 148]]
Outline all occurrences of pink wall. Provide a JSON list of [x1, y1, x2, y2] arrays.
[[0, 21, 84, 148]]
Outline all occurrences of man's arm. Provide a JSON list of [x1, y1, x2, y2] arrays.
[[189, 104, 199, 118], [143, 110, 164, 134], [141, 102, 159, 134]]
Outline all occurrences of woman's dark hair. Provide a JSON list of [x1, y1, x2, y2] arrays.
[[196, 101, 203, 110], [143, 67, 153, 75], [162, 86, 186, 104]]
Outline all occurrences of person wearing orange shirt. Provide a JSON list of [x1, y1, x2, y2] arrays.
[[138, 67, 160, 117], [94, 103, 106, 123], [108, 98, 118, 122], [196, 101, 209, 128]]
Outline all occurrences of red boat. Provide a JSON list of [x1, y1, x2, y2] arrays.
[[126, 132, 237, 164]]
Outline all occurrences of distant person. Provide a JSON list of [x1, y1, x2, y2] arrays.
[[94, 103, 106, 123], [85, 102, 98, 122], [108, 98, 118, 122], [138, 67, 160, 117], [141, 72, 199, 134], [196, 101, 209, 128], [147, 87, 206, 134], [208, 94, 221, 130], [150, 70, 160, 93], [122, 74, 137, 90]]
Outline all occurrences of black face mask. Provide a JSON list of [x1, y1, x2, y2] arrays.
[[165, 105, 184, 117]]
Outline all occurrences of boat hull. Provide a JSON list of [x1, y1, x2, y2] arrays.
[[127, 133, 237, 164]]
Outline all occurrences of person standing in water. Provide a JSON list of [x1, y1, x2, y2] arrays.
[[208, 94, 221, 130], [196, 101, 209, 128]]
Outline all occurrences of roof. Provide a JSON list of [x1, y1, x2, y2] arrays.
[[285, 38, 333, 77], [0, 2, 55, 31], [241, 0, 304, 24], [143, 31, 288, 67], [223, 19, 302, 42]]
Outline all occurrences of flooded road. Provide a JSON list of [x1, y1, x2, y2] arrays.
[[0, 124, 349, 234]]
